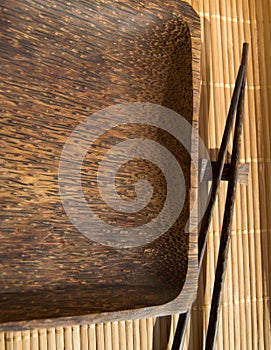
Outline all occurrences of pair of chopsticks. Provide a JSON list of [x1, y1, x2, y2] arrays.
[[172, 43, 249, 350]]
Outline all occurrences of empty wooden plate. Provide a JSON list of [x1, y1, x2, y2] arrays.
[[0, 0, 201, 330]]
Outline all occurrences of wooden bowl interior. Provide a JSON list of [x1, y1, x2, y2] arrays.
[[0, 0, 194, 324]]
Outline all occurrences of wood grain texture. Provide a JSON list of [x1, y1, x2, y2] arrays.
[[0, 0, 201, 330]]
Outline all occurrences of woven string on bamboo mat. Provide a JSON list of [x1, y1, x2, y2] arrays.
[[1, 0, 271, 349]]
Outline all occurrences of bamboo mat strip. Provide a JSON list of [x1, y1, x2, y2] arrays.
[[125, 321, 133, 350], [79, 326, 88, 350], [139, 319, 147, 350], [112, 322, 120, 350], [30, 330, 38, 350], [38, 330, 46, 350], [55, 328, 63, 350], [13, 332, 22, 350], [63, 328, 72, 350], [5, 333, 13, 350], [132, 320, 140, 350], [104, 322, 112, 350], [0, 333, 5, 350], [96, 324, 104, 350], [118, 322, 126, 350], [47, 329, 56, 350], [22, 332, 30, 350], [88, 325, 96, 350], [146, 317, 154, 350]]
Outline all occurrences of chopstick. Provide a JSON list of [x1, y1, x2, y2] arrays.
[[171, 42, 249, 350], [204, 43, 249, 350]]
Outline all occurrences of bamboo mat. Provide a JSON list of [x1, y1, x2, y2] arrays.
[[1, 0, 271, 349]]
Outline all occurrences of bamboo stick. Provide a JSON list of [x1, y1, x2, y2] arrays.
[[198, 0, 211, 153], [184, 314, 191, 350], [139, 319, 148, 350], [88, 324, 96, 350], [80, 325, 88, 350], [221, 301, 229, 350], [103, 322, 112, 350], [132, 319, 140, 350], [118, 321, 126, 350], [262, 166, 271, 348], [72, 326, 80, 350], [224, 4, 242, 349], [208, 0, 225, 159], [55, 328, 63, 350], [237, 41, 252, 164], [64, 327, 72, 350], [30, 330, 38, 350], [201, 0, 216, 162], [235, 194, 248, 350], [240, 186, 253, 350], [125, 320, 133, 350], [112, 322, 119, 350], [244, 1, 262, 348], [246, 179, 259, 350], [38, 330, 47, 350], [0, 333, 4, 350], [166, 317, 174, 350], [146, 317, 154, 350], [224, 3, 246, 349], [96, 324, 104, 350], [5, 332, 13, 350], [242, 10, 264, 343], [192, 304, 199, 350], [47, 328, 56, 350], [21, 331, 30, 350], [13, 332, 22, 350], [253, 2, 269, 347], [197, 263, 206, 350], [247, 152, 262, 348]]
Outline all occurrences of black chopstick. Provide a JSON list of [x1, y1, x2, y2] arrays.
[[204, 43, 249, 350], [171, 42, 249, 350]]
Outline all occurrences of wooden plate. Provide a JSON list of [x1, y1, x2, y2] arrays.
[[0, 0, 200, 330]]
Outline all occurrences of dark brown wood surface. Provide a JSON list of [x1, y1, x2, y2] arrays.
[[0, 0, 200, 330]]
